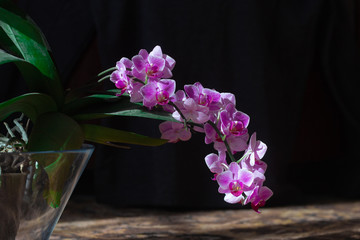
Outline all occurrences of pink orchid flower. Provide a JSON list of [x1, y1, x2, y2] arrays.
[[184, 82, 221, 111], [141, 79, 176, 109], [205, 151, 227, 175], [249, 186, 273, 213], [220, 103, 249, 137], [172, 98, 209, 124], [110, 60, 131, 95], [159, 121, 191, 143], [132, 45, 175, 81], [217, 162, 254, 197], [243, 132, 267, 166]]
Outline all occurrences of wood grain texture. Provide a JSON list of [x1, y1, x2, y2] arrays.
[[51, 200, 360, 239]]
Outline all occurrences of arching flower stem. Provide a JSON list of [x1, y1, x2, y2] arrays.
[[168, 102, 188, 129], [167, 101, 236, 162], [131, 77, 146, 85]]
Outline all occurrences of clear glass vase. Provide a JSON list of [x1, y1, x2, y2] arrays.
[[0, 144, 94, 240]]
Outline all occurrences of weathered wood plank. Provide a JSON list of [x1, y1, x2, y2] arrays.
[[51, 200, 360, 239]]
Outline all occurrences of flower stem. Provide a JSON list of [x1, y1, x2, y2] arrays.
[[131, 78, 146, 85], [168, 102, 189, 129], [167, 102, 236, 162], [168, 102, 186, 121]]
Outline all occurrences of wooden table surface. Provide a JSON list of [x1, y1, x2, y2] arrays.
[[50, 199, 360, 240]]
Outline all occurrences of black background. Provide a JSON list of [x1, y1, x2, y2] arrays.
[[1, 0, 360, 209]]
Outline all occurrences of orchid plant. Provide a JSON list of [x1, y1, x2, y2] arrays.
[[0, 1, 272, 212]]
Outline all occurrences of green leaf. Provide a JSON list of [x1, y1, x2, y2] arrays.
[[0, 93, 57, 122], [27, 112, 84, 151], [64, 81, 102, 103], [28, 112, 85, 207], [0, 5, 63, 105], [0, 50, 62, 105], [63, 93, 120, 115], [65, 93, 177, 123], [32, 152, 75, 208], [0, 50, 59, 99], [0, 26, 22, 57], [43, 154, 74, 208], [82, 123, 168, 147], [0, 48, 22, 63]]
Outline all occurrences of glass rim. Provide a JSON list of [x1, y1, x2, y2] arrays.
[[0, 143, 94, 155]]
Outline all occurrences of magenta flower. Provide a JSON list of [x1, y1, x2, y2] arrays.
[[118, 57, 133, 74], [223, 161, 268, 205], [204, 121, 222, 144], [249, 186, 273, 213], [132, 45, 175, 81], [217, 162, 254, 197], [220, 92, 236, 107], [106, 45, 272, 209], [184, 82, 221, 111], [171, 90, 187, 102], [162, 90, 187, 113], [204, 103, 249, 153], [220, 103, 249, 137], [172, 98, 209, 124], [241, 159, 267, 182], [204, 123, 249, 153], [127, 81, 144, 103], [110, 60, 131, 95], [223, 192, 244, 204], [214, 134, 249, 153], [141, 79, 176, 109], [110, 70, 128, 94], [164, 53, 176, 70], [243, 132, 267, 166], [240, 156, 267, 204], [205, 151, 227, 174], [159, 121, 191, 143]]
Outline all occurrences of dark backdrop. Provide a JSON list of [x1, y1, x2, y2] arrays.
[[1, 0, 360, 209]]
